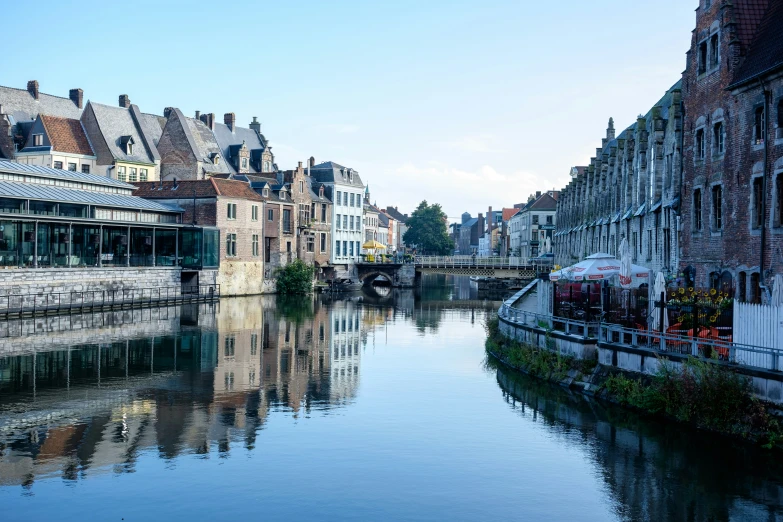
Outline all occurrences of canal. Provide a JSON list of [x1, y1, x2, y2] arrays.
[[1, 275, 782, 521]]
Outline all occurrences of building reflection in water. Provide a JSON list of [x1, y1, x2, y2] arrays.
[[492, 361, 783, 522], [0, 295, 371, 487]]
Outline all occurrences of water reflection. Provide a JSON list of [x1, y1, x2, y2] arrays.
[[491, 359, 783, 522]]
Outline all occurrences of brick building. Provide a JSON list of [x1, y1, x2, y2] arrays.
[[156, 108, 232, 180], [680, 0, 783, 302], [281, 162, 332, 271], [134, 178, 264, 295]]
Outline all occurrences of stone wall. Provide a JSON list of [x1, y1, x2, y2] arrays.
[[217, 260, 264, 296], [0, 267, 181, 295]]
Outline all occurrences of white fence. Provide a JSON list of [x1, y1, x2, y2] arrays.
[[733, 301, 783, 370]]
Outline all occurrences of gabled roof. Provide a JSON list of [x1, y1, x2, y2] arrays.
[[527, 193, 558, 211], [212, 122, 269, 174], [377, 212, 390, 227], [309, 161, 364, 188], [85, 102, 158, 164], [0, 85, 82, 125], [384, 206, 408, 223], [730, 0, 783, 88], [133, 178, 262, 201], [35, 115, 94, 156], [462, 217, 478, 228]]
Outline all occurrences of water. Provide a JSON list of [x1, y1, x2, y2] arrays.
[[1, 275, 782, 521]]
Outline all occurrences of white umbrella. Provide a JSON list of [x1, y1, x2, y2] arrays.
[[771, 274, 783, 307], [617, 238, 632, 289], [550, 253, 649, 286], [544, 236, 551, 254], [649, 272, 669, 332]]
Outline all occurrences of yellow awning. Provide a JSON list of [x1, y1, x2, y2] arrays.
[[362, 240, 386, 250]]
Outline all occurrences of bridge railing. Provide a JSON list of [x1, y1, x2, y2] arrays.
[[415, 256, 553, 270]]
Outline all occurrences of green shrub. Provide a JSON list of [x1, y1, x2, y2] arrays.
[[275, 259, 315, 295]]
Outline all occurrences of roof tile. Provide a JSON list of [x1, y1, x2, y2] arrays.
[[40, 115, 93, 156]]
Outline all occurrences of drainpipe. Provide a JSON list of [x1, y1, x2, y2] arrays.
[[759, 80, 771, 302]]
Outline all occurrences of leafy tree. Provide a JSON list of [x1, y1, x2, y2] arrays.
[[275, 259, 315, 294], [403, 200, 455, 255]]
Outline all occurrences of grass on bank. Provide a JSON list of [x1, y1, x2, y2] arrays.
[[485, 317, 783, 448]]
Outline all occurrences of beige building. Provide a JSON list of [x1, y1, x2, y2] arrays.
[[13, 114, 97, 174]]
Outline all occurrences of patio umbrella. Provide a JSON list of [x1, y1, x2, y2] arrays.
[[549, 253, 649, 285], [771, 274, 783, 307], [649, 272, 669, 332], [362, 240, 386, 250], [617, 238, 632, 289]]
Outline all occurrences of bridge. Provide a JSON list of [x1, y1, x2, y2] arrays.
[[356, 256, 553, 287]]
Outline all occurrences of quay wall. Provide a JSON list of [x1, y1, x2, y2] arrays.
[[0, 267, 181, 296]]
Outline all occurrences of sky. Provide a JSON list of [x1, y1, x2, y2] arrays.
[[3, 0, 695, 220]]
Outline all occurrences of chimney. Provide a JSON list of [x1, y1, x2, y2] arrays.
[[69, 88, 83, 109], [478, 213, 485, 235], [164, 107, 174, 118], [224, 112, 236, 131], [298, 161, 303, 169], [27, 80, 39, 100], [119, 94, 131, 108], [249, 116, 261, 132], [536, 190, 541, 198], [200, 113, 215, 130], [309, 156, 315, 168], [488, 206, 493, 230], [195, 110, 201, 120]]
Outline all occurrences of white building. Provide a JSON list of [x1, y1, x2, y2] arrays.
[[309, 161, 365, 268], [513, 191, 558, 259]]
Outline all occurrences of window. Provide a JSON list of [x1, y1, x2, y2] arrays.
[[299, 203, 310, 225], [67, 162, 77, 171], [349, 241, 354, 257], [320, 233, 326, 252], [225, 336, 235, 357], [129, 167, 137, 182], [81, 164, 90, 174], [777, 99, 783, 139], [33, 134, 43, 146], [311, 202, 316, 221], [777, 173, 783, 227], [350, 193, 355, 207], [532, 231, 538, 241], [532, 215, 539, 225], [252, 205, 258, 221], [710, 33, 719, 68], [753, 177, 764, 229], [693, 188, 703, 231], [546, 215, 553, 225], [226, 233, 237, 257], [754, 107, 766, 144], [300, 180, 304, 193], [227, 203, 237, 220], [321, 203, 327, 222], [343, 215, 348, 229], [350, 216, 354, 230], [343, 241, 348, 257], [698, 41, 707, 74], [336, 191, 342, 205], [263, 160, 270, 172], [242, 157, 248, 169], [252, 234, 259, 256], [127, 142, 133, 155], [738, 272, 747, 302], [140, 168, 148, 181], [343, 192, 348, 206], [283, 209, 292, 233], [696, 128, 705, 160], [268, 208, 274, 221], [117, 166, 126, 181], [711, 122, 724, 156], [263, 188, 269, 198], [336, 214, 341, 229], [335, 241, 341, 256], [265, 237, 271, 262], [307, 235, 314, 252], [712, 185, 723, 229]]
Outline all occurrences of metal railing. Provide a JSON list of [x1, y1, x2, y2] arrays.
[[0, 284, 220, 318], [498, 303, 601, 339], [416, 256, 554, 270], [599, 323, 783, 371]]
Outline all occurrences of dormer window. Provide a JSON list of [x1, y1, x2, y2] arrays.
[[32, 134, 43, 146], [263, 187, 270, 198], [213, 153, 220, 165], [280, 191, 285, 201], [241, 157, 248, 169], [263, 160, 271, 172], [120, 136, 135, 156]]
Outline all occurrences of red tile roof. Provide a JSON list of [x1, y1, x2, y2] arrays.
[[501, 208, 520, 221], [40, 115, 93, 156], [132, 178, 262, 201]]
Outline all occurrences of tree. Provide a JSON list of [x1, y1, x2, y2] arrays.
[[403, 200, 455, 255], [275, 259, 316, 294]]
